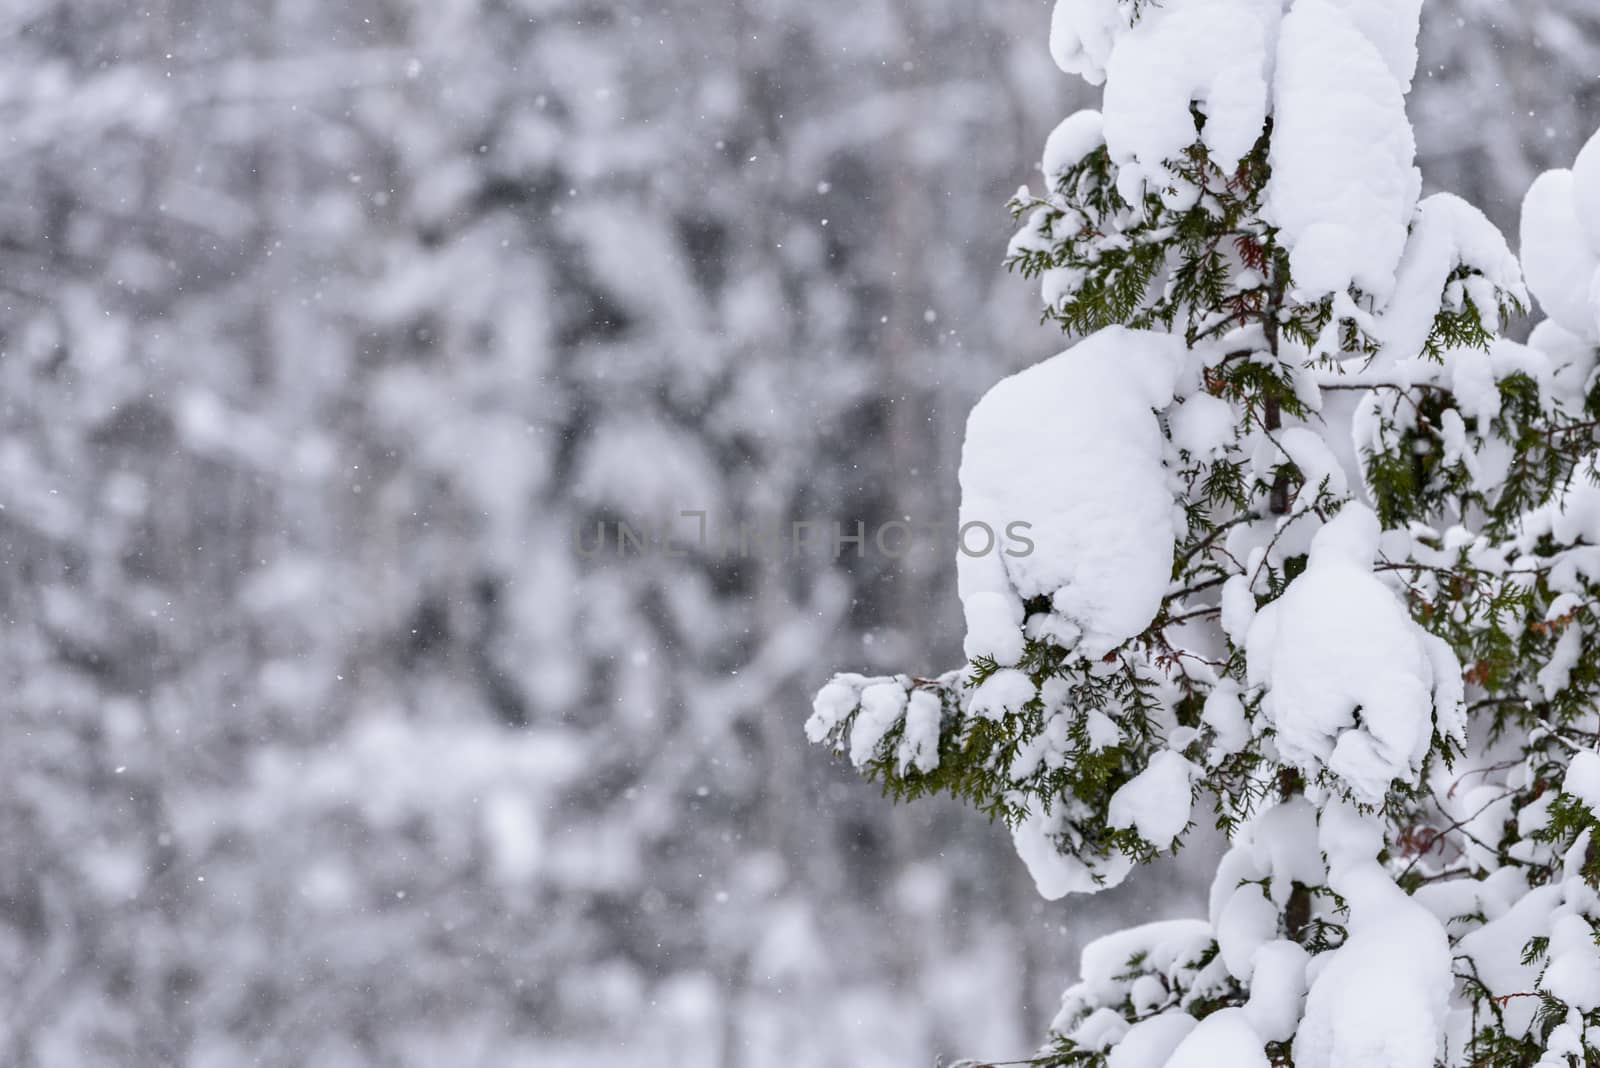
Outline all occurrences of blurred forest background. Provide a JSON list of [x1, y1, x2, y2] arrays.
[[0, 1, 1594, 1065]]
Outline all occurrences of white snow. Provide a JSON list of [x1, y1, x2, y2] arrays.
[[1266, 0, 1419, 302], [1042, 109, 1106, 179], [1320, 0, 1423, 90], [850, 682, 908, 768], [1208, 798, 1325, 927], [1077, 919, 1216, 1004], [1012, 799, 1135, 899], [1521, 168, 1600, 340], [1456, 883, 1564, 1037], [1107, 749, 1195, 847], [1107, 1012, 1197, 1068], [1572, 127, 1600, 262], [1245, 940, 1310, 1041], [805, 676, 864, 743], [958, 327, 1182, 660], [1544, 914, 1600, 1012], [1165, 1008, 1269, 1068], [1220, 574, 1256, 646], [1049, 0, 1128, 84], [898, 689, 943, 774], [1377, 193, 1524, 363], [1202, 682, 1252, 757], [1245, 505, 1458, 802], [1101, 0, 1279, 179], [1216, 884, 1279, 980], [1170, 393, 1237, 460], [1564, 751, 1600, 814], [1294, 804, 1452, 1068], [969, 668, 1037, 720], [962, 590, 1025, 666]]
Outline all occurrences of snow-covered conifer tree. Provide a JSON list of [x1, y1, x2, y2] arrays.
[[810, 2, 1600, 1064]]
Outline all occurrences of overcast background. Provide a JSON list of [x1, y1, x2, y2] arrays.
[[0, 1, 1594, 1065]]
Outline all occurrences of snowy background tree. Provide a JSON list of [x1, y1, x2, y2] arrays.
[[0, 0, 1598, 1066], [812, 1, 1600, 1066]]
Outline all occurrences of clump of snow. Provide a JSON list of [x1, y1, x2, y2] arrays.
[[958, 327, 1182, 661], [1455, 880, 1565, 1037], [1107, 1012, 1196, 1068], [1012, 798, 1135, 899], [1536, 595, 1584, 700], [1294, 803, 1452, 1068], [1101, 0, 1280, 180], [1377, 193, 1525, 364], [1043, 109, 1106, 179], [805, 675, 865, 744], [850, 681, 908, 767], [1208, 798, 1325, 922], [1107, 749, 1195, 848], [1170, 393, 1236, 460], [1202, 682, 1252, 759], [1246, 505, 1461, 802], [1075, 919, 1216, 1006], [1049, 0, 1131, 84], [1573, 128, 1600, 253], [1564, 751, 1600, 814], [1544, 914, 1600, 1012], [1166, 1008, 1269, 1068], [1216, 883, 1279, 980], [1219, 574, 1256, 646], [1266, 0, 1420, 302], [1521, 168, 1600, 340], [1519, 457, 1600, 549], [1245, 940, 1310, 1041], [899, 689, 943, 774], [1323, 0, 1423, 90], [963, 590, 1025, 667], [969, 668, 1038, 720]]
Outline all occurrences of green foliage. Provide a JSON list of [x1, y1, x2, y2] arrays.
[[827, 62, 1600, 1068], [1007, 128, 1281, 348]]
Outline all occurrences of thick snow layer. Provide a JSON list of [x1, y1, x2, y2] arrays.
[[962, 590, 1025, 666], [898, 689, 943, 774], [1246, 505, 1459, 802], [1101, 0, 1280, 177], [1519, 457, 1600, 549], [1544, 914, 1600, 1012], [1078, 919, 1215, 1003], [1165, 1008, 1269, 1068], [1457, 883, 1564, 1037], [1531, 319, 1600, 407], [1572, 127, 1600, 260], [1295, 804, 1452, 1068], [1321, 0, 1423, 90], [1169, 393, 1236, 460], [1202, 682, 1251, 757], [1208, 798, 1325, 925], [1043, 109, 1106, 179], [1216, 884, 1279, 980], [1012, 799, 1135, 899], [1245, 940, 1310, 1041], [1107, 1012, 1196, 1068], [1049, 0, 1128, 83], [1107, 750, 1195, 847], [969, 668, 1037, 720], [1266, 0, 1419, 302], [850, 682, 908, 767], [1521, 169, 1600, 340], [958, 328, 1182, 661], [1565, 751, 1600, 814], [1378, 194, 1524, 364], [806, 675, 865, 744]]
